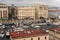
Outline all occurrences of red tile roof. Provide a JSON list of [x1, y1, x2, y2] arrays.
[[49, 27, 60, 31], [10, 29, 49, 38]]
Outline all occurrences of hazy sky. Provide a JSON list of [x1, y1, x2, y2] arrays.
[[0, 0, 60, 7]]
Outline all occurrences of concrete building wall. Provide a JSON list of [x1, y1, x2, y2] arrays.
[[16, 4, 48, 19], [0, 4, 8, 19], [17, 7, 35, 19], [11, 35, 49, 40], [49, 30, 60, 40], [35, 4, 48, 19]]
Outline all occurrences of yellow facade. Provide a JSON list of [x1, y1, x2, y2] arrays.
[[17, 6, 35, 19], [16, 4, 48, 19], [11, 35, 49, 40], [35, 4, 48, 19], [0, 3, 8, 19]]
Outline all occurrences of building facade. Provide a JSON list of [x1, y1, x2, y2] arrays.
[[0, 3, 8, 19], [8, 4, 17, 19], [49, 27, 60, 40], [17, 6, 35, 19], [10, 29, 49, 40], [35, 4, 48, 19], [16, 4, 48, 19]]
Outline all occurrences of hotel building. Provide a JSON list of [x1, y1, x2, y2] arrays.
[[8, 4, 17, 19], [0, 3, 8, 19], [10, 29, 49, 40], [16, 4, 48, 19], [17, 6, 35, 19], [35, 4, 48, 19], [49, 27, 60, 40], [0, 3, 48, 20]]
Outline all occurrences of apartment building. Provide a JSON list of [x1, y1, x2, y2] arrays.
[[10, 29, 49, 40], [17, 6, 35, 19], [49, 27, 60, 40], [35, 4, 48, 19], [0, 3, 8, 19], [16, 4, 48, 19], [8, 4, 17, 19]]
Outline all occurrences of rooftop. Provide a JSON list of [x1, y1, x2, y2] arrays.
[[10, 29, 49, 38], [0, 3, 6, 5], [49, 26, 60, 33]]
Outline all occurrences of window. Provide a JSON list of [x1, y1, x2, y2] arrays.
[[24, 39, 25, 40], [3, 11, 7, 18], [45, 36, 47, 39], [40, 6, 43, 10], [31, 38, 33, 40], [38, 37, 40, 40], [44, 7, 48, 10]]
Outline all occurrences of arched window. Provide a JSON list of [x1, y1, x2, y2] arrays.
[[38, 37, 40, 40], [31, 38, 33, 40], [45, 36, 47, 39]]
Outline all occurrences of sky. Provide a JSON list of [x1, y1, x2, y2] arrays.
[[0, 0, 60, 8]]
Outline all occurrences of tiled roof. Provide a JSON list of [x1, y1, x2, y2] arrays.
[[49, 27, 60, 31], [49, 27, 60, 34], [10, 29, 49, 38]]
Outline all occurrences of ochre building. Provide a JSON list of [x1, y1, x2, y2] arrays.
[[35, 4, 48, 19], [17, 6, 35, 19], [16, 4, 48, 19], [0, 3, 8, 19]]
